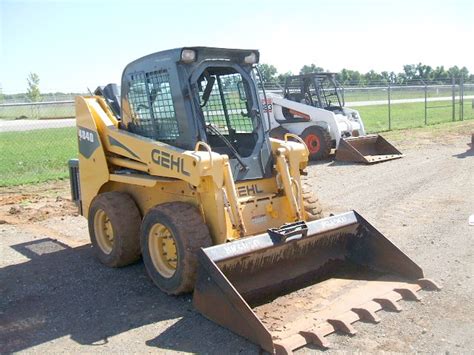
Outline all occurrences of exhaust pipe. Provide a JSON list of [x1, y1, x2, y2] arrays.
[[335, 134, 403, 164], [193, 212, 440, 354]]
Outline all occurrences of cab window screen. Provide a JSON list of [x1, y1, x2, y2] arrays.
[[199, 71, 254, 135], [127, 70, 179, 141]]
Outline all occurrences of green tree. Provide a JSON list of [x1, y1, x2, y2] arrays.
[[299, 64, 324, 75], [26, 72, 41, 102], [415, 63, 433, 81], [402, 64, 417, 82], [459, 66, 469, 78], [258, 63, 278, 83], [446, 66, 469, 80], [337, 69, 363, 85], [0, 84, 4, 103], [363, 70, 383, 84], [277, 71, 293, 83], [432, 66, 448, 82]]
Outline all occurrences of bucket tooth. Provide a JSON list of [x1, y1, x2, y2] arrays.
[[274, 328, 331, 354], [394, 287, 422, 301], [417, 278, 442, 291], [374, 293, 403, 312], [352, 305, 381, 323], [327, 318, 357, 336], [274, 342, 293, 355], [299, 330, 330, 349]]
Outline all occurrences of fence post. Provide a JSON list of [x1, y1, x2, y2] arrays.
[[424, 83, 427, 125], [451, 77, 455, 121], [388, 83, 391, 130], [460, 76, 464, 121]]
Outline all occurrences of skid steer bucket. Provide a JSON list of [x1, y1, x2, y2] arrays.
[[193, 212, 440, 354], [335, 134, 403, 163]]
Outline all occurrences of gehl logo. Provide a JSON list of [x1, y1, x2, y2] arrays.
[[151, 149, 190, 176], [237, 184, 263, 197]]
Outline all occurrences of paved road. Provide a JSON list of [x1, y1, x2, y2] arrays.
[[346, 95, 474, 107], [0, 119, 76, 132]]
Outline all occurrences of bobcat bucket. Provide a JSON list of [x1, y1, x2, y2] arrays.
[[193, 212, 440, 354], [335, 134, 403, 164]]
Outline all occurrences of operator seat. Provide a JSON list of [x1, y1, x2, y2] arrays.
[[94, 84, 121, 119]]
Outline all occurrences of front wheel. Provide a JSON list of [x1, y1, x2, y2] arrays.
[[140, 202, 212, 295], [301, 126, 332, 160]]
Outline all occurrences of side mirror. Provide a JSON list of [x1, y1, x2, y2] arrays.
[[237, 81, 247, 101]]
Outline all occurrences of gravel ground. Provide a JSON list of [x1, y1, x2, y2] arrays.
[[1, 123, 473, 354]]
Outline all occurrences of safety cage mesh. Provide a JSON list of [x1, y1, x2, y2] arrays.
[[199, 72, 254, 135], [127, 70, 179, 141]]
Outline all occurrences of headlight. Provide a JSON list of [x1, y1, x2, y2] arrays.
[[181, 49, 196, 63], [243, 52, 258, 64]]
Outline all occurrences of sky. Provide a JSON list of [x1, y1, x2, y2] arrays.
[[1, 0, 473, 93]]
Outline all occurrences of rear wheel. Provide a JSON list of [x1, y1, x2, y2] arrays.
[[140, 202, 212, 295], [301, 173, 323, 221], [301, 126, 332, 160], [88, 192, 142, 267]]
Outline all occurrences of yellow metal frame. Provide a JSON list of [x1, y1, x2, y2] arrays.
[[76, 96, 309, 245]]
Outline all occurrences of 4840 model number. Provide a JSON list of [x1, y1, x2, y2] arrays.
[[78, 129, 95, 142]]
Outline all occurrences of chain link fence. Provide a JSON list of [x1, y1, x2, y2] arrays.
[[1, 78, 473, 186], [264, 78, 474, 131]]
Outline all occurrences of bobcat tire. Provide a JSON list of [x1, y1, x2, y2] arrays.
[[88, 192, 142, 267], [140, 202, 212, 295], [301, 126, 332, 160]]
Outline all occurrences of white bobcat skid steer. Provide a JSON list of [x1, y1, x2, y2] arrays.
[[263, 73, 403, 163]]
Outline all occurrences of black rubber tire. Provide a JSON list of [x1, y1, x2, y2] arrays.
[[301, 126, 332, 160], [88, 192, 142, 267], [301, 173, 323, 221], [140, 202, 212, 295]]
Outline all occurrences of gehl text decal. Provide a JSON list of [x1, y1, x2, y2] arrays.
[[237, 184, 263, 197], [151, 149, 190, 176]]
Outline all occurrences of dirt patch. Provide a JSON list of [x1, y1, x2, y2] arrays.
[[382, 120, 474, 148], [0, 183, 77, 224]]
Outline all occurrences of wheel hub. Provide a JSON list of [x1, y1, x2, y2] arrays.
[[94, 209, 115, 254], [149, 223, 178, 278], [304, 134, 321, 154]]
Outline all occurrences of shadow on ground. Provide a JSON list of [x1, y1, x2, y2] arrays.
[[452, 146, 473, 159], [0, 238, 251, 353], [308, 158, 362, 168]]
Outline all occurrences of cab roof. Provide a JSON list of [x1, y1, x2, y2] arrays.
[[123, 47, 259, 76]]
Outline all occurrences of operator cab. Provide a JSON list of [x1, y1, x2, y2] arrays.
[[119, 47, 273, 181], [284, 73, 345, 113]]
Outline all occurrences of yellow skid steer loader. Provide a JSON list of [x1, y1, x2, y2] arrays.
[[69, 47, 439, 354]]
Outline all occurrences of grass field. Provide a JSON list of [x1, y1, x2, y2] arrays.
[[353, 100, 474, 132], [0, 127, 77, 186]]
